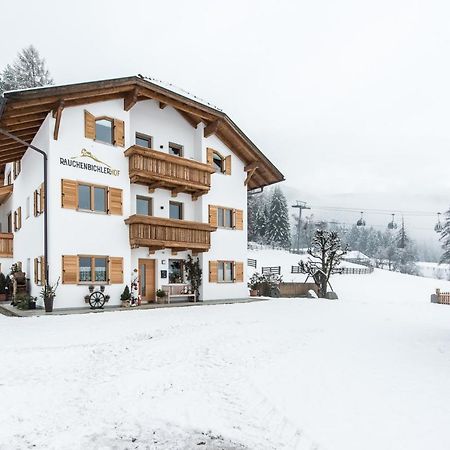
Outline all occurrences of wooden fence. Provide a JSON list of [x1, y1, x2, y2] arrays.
[[291, 265, 374, 275], [436, 289, 450, 305], [262, 266, 281, 275], [279, 282, 318, 297]]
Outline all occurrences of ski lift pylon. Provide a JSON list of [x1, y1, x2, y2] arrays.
[[435, 212, 443, 233], [388, 213, 397, 230], [356, 211, 366, 227]]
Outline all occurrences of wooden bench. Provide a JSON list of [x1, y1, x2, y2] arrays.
[[162, 284, 196, 304]]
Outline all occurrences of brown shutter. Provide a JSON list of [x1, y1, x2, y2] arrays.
[[84, 110, 95, 139], [33, 190, 38, 216], [34, 258, 39, 284], [209, 260, 218, 283], [208, 205, 218, 227], [108, 188, 123, 215], [13, 210, 17, 231], [109, 257, 123, 284], [40, 256, 46, 285], [62, 255, 78, 284], [13, 162, 17, 179], [225, 155, 232, 175], [235, 209, 244, 230], [113, 119, 125, 147], [207, 148, 214, 165], [235, 262, 244, 283], [61, 179, 78, 209], [17, 207, 22, 230], [39, 183, 45, 213]]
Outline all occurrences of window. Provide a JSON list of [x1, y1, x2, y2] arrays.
[[212, 152, 223, 173], [169, 259, 184, 284], [34, 184, 44, 216], [78, 184, 107, 213], [218, 207, 233, 228], [6, 172, 11, 185], [136, 132, 152, 148], [169, 142, 183, 157], [13, 160, 21, 179], [218, 261, 234, 283], [7, 212, 12, 233], [136, 196, 153, 215], [79, 256, 108, 283], [95, 118, 113, 144], [169, 201, 183, 220]]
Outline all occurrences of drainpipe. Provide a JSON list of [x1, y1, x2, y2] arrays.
[[0, 128, 49, 288]]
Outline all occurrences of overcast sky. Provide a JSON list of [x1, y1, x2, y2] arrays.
[[1, 0, 449, 243]]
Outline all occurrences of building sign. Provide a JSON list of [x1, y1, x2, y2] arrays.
[[59, 149, 120, 176]]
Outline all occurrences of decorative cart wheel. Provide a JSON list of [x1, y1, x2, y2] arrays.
[[89, 291, 106, 309]]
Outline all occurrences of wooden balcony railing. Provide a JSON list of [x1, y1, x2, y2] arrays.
[[0, 233, 13, 258], [125, 145, 215, 199], [125, 215, 216, 253]]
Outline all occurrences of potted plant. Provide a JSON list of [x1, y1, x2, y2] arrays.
[[156, 288, 167, 303], [120, 285, 131, 307], [248, 273, 263, 296], [40, 278, 60, 313], [183, 255, 202, 302], [0, 273, 7, 301]]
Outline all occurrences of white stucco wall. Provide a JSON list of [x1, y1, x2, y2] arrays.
[[1, 97, 250, 308]]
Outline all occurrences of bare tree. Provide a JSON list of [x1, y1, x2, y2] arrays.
[[299, 230, 347, 298]]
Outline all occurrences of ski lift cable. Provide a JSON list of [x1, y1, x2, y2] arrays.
[[311, 205, 442, 217]]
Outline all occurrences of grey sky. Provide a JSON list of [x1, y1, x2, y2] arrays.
[[1, 0, 449, 242]]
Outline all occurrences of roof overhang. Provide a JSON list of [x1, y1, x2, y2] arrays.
[[0, 76, 284, 190]]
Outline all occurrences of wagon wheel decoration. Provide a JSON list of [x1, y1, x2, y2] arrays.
[[89, 291, 106, 309]]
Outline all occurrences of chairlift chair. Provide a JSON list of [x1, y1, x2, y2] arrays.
[[356, 211, 366, 227], [435, 213, 443, 233], [388, 213, 397, 230]]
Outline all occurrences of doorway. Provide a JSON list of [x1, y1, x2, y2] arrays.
[[138, 259, 156, 303]]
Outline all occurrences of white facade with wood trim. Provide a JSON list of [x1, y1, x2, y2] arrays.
[[0, 77, 283, 309]]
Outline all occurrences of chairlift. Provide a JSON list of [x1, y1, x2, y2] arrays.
[[356, 211, 366, 227], [435, 212, 443, 233], [387, 213, 397, 230]]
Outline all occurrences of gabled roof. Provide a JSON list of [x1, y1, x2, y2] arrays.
[[0, 76, 284, 190]]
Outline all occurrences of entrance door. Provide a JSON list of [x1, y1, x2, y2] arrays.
[[139, 259, 156, 302]]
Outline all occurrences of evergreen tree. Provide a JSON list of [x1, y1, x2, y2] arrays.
[[265, 187, 291, 248], [247, 194, 259, 242], [0, 45, 53, 95], [440, 207, 450, 263]]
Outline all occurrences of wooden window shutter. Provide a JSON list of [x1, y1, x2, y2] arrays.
[[13, 162, 17, 179], [61, 179, 78, 209], [208, 205, 218, 227], [206, 148, 214, 165], [39, 183, 45, 213], [113, 119, 125, 147], [225, 155, 232, 175], [13, 210, 17, 231], [235, 209, 244, 230], [109, 257, 124, 284], [40, 256, 46, 285], [84, 110, 95, 139], [234, 262, 244, 283], [209, 260, 218, 283], [17, 207, 22, 230], [34, 258, 39, 284], [62, 255, 78, 284], [108, 188, 123, 215], [33, 190, 38, 216]]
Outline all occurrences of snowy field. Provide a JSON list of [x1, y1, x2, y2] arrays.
[[2, 256, 450, 449]]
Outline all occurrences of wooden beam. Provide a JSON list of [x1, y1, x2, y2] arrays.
[[244, 167, 257, 186], [52, 100, 65, 140], [124, 88, 138, 111], [175, 108, 202, 129], [0, 131, 36, 146], [159, 101, 167, 109], [191, 190, 207, 201], [148, 181, 165, 193], [171, 186, 185, 198], [244, 161, 259, 172], [203, 120, 221, 138], [1, 112, 48, 127], [6, 120, 44, 133]]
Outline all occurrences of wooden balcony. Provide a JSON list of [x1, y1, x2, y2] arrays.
[[125, 215, 216, 253], [125, 145, 215, 199], [0, 233, 13, 258]]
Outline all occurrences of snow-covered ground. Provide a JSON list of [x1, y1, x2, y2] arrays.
[[2, 250, 450, 449]]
